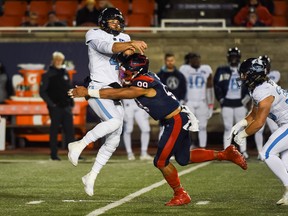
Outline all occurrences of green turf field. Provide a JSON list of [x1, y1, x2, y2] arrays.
[[0, 154, 287, 216]]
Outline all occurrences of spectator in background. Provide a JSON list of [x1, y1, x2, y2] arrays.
[[244, 8, 266, 27], [45, 11, 67, 27], [179, 52, 214, 149], [97, 0, 114, 12], [0, 62, 8, 103], [21, 12, 39, 27], [76, 0, 100, 26], [233, 0, 273, 27], [213, 47, 250, 158], [40, 51, 75, 161]]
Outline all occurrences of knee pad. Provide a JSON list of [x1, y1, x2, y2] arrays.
[[108, 118, 123, 131], [124, 123, 133, 133]]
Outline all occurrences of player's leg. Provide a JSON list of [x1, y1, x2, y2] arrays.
[[194, 102, 209, 148], [154, 113, 191, 206], [68, 98, 123, 166], [48, 106, 62, 160], [234, 106, 249, 158], [61, 106, 75, 147], [135, 109, 151, 160], [122, 102, 135, 160], [254, 124, 265, 159], [260, 126, 288, 205], [82, 125, 123, 196], [221, 106, 234, 149]]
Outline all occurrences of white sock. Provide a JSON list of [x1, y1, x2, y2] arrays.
[[265, 154, 288, 186], [199, 130, 207, 148], [123, 132, 133, 155], [140, 131, 150, 155], [92, 144, 117, 174], [254, 132, 263, 153]]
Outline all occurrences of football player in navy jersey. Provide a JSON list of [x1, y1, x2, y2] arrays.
[[68, 53, 247, 206]]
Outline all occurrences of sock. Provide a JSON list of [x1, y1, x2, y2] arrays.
[[140, 131, 150, 156], [123, 131, 133, 155], [160, 163, 181, 191], [265, 155, 288, 186], [92, 144, 117, 174], [190, 149, 215, 163]]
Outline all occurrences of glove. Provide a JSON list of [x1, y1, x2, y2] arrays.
[[234, 130, 248, 146], [227, 119, 248, 140], [181, 105, 199, 132]]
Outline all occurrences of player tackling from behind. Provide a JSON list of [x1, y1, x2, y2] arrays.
[[68, 53, 247, 206], [230, 57, 288, 205]]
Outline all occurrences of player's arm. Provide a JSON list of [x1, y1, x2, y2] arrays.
[[112, 40, 147, 55], [68, 85, 154, 100], [244, 95, 274, 135]]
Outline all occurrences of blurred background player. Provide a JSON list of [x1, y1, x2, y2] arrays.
[[40, 51, 75, 160], [157, 52, 187, 139], [69, 53, 247, 206], [214, 47, 250, 158], [254, 55, 279, 158], [67, 8, 147, 197], [179, 52, 214, 148], [122, 99, 152, 160]]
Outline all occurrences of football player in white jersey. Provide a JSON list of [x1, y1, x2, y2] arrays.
[[67, 8, 147, 197], [254, 55, 279, 158], [230, 58, 288, 205], [179, 52, 214, 148], [214, 47, 250, 158], [122, 99, 152, 160]]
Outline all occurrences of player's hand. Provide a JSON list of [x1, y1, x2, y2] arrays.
[[131, 40, 147, 55], [227, 119, 248, 140], [207, 107, 213, 119], [68, 85, 88, 98], [123, 48, 135, 56], [233, 130, 248, 146]]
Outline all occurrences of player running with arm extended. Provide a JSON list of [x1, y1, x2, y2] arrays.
[[69, 53, 247, 206], [229, 57, 288, 205]]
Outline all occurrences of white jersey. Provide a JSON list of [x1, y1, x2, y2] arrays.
[[251, 80, 288, 127], [85, 28, 131, 86], [268, 70, 281, 83], [179, 64, 212, 102], [225, 66, 242, 100]]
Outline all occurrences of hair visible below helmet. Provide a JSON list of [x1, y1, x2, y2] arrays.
[[120, 53, 149, 84], [238, 58, 268, 89], [98, 7, 124, 36], [259, 55, 271, 73], [227, 47, 241, 66]]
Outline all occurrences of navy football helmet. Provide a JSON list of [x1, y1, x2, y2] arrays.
[[238, 58, 268, 89], [227, 47, 241, 66], [119, 53, 149, 85], [98, 8, 125, 36]]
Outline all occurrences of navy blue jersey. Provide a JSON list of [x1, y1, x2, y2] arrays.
[[131, 72, 180, 120]]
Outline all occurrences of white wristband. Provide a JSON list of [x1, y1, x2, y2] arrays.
[[88, 89, 100, 98]]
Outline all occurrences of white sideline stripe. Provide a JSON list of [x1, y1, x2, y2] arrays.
[[86, 162, 211, 216]]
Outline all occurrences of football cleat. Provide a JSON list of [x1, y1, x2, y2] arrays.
[[165, 188, 191, 206], [127, 153, 136, 161], [68, 140, 84, 166], [139, 154, 153, 161], [277, 193, 288, 205], [219, 145, 247, 170], [82, 172, 97, 197]]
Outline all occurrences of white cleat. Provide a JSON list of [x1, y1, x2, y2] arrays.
[[68, 140, 83, 166], [241, 151, 249, 159], [277, 194, 288, 205], [82, 173, 96, 197], [140, 154, 153, 161], [127, 153, 136, 161]]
